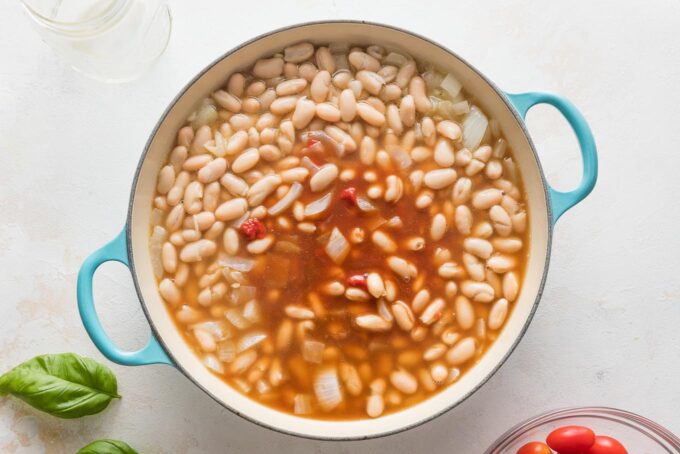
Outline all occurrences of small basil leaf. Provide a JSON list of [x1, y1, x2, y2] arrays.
[[0, 353, 120, 418], [76, 439, 138, 454]]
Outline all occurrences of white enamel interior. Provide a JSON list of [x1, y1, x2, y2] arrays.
[[128, 22, 550, 439]]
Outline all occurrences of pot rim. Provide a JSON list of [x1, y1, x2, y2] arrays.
[[125, 19, 554, 441]]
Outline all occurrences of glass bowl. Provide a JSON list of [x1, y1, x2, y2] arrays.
[[485, 407, 680, 453]]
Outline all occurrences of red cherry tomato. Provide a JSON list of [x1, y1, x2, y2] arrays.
[[587, 435, 627, 454], [517, 441, 553, 454], [346, 274, 368, 289], [339, 187, 357, 205], [546, 425, 596, 453]]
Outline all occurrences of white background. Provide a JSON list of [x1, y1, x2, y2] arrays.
[[1, 1, 680, 452]]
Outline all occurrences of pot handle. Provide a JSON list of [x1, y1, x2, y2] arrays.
[[505, 92, 598, 224], [77, 228, 173, 366]]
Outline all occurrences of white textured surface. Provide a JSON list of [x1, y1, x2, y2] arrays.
[[1, 1, 679, 452]]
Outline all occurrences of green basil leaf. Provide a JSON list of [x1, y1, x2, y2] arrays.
[[76, 439, 138, 454], [0, 353, 120, 419]]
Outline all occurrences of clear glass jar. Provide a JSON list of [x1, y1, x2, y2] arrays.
[[21, 0, 171, 82], [485, 407, 680, 453]]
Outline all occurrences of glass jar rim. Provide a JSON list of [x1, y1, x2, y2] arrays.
[[20, 0, 131, 34]]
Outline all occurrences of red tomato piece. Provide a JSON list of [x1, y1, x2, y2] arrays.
[[546, 425, 596, 454], [239, 218, 266, 240], [346, 274, 368, 289], [306, 137, 320, 148], [339, 187, 357, 205], [587, 435, 627, 454], [516, 441, 553, 454]]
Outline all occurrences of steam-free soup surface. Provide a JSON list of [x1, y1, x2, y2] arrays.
[[149, 41, 529, 419]]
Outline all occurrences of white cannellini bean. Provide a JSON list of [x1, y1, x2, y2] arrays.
[[400, 95, 416, 127], [292, 97, 316, 129], [231, 148, 260, 173], [492, 237, 523, 253], [420, 298, 445, 325], [455, 296, 475, 330], [309, 164, 338, 192], [488, 298, 509, 330], [339, 88, 357, 122], [460, 281, 495, 303], [452, 177, 472, 204], [503, 271, 520, 302], [220, 173, 249, 197], [357, 102, 386, 127], [434, 138, 455, 167], [424, 169, 457, 190], [409, 76, 432, 113], [253, 57, 284, 79], [215, 198, 248, 221], [391, 300, 415, 331], [455, 205, 473, 234], [461, 252, 484, 281], [247, 235, 274, 254], [446, 337, 476, 366], [366, 273, 385, 298], [161, 242, 177, 274], [372, 230, 397, 253], [430, 213, 448, 241], [464, 237, 494, 259], [316, 102, 341, 122], [310, 70, 331, 103], [390, 370, 418, 394], [487, 254, 516, 273], [276, 78, 308, 96], [412, 289, 431, 313], [387, 256, 417, 280], [472, 188, 504, 210], [247, 174, 282, 206], [159, 278, 181, 305], [284, 42, 314, 63]]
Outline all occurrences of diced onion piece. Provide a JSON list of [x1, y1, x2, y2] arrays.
[[268, 182, 303, 216], [294, 394, 313, 415], [451, 101, 470, 116], [238, 331, 267, 352], [422, 70, 444, 89], [386, 216, 403, 229], [216, 340, 236, 362], [356, 196, 377, 213], [302, 130, 344, 156], [191, 321, 231, 341], [386, 146, 413, 170], [314, 367, 343, 411], [273, 240, 302, 254], [219, 256, 255, 272], [301, 156, 321, 172], [366, 215, 388, 231], [441, 73, 462, 99], [325, 227, 350, 264], [151, 208, 165, 227], [202, 354, 224, 374], [242, 299, 261, 323], [302, 340, 325, 364], [462, 106, 489, 150], [150, 225, 168, 279], [225, 308, 251, 330], [304, 192, 333, 218], [229, 211, 250, 228], [503, 157, 518, 183]]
